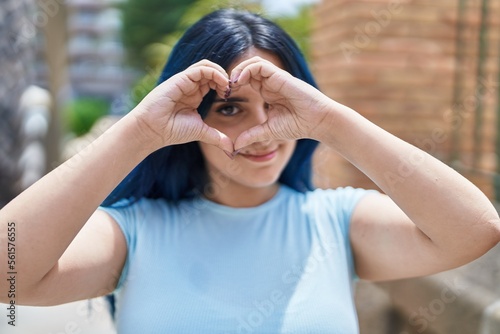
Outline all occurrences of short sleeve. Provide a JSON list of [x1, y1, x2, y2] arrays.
[[329, 187, 377, 236], [98, 199, 151, 290], [307, 187, 378, 280]]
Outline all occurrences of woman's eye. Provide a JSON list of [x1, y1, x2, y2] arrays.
[[217, 105, 241, 116]]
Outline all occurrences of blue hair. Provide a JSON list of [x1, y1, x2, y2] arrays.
[[102, 9, 319, 207]]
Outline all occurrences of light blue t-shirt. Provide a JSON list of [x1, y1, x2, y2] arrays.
[[99, 185, 372, 334]]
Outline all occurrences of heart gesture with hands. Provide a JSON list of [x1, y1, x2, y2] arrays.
[[131, 60, 234, 154], [228, 56, 335, 151], [131, 56, 335, 157]]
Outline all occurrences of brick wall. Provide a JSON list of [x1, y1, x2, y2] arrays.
[[310, 0, 500, 200], [309, 2, 500, 333]]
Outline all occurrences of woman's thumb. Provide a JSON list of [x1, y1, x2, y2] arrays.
[[198, 125, 234, 153], [234, 124, 273, 152]]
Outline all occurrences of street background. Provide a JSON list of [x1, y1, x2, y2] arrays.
[[1, 0, 499, 333]]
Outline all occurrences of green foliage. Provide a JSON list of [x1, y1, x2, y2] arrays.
[[274, 5, 314, 60], [129, 66, 162, 107], [64, 98, 110, 136], [121, 0, 197, 67], [177, 0, 261, 30]]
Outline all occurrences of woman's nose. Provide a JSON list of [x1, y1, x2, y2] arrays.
[[252, 104, 269, 125], [250, 106, 272, 146]]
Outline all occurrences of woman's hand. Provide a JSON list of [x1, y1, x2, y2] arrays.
[[229, 56, 335, 150], [131, 60, 234, 153]]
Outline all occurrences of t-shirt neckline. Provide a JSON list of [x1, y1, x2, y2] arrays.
[[195, 184, 290, 215]]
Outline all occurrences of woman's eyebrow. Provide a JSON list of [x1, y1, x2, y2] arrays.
[[213, 97, 249, 103]]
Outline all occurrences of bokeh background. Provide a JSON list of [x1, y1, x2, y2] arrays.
[[1, 0, 500, 333]]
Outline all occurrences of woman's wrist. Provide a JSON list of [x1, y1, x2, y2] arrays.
[[308, 99, 345, 143], [117, 111, 165, 156]]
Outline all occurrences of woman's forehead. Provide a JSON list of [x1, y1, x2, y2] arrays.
[[226, 47, 285, 73]]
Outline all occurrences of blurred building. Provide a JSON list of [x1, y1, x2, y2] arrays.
[[66, 0, 132, 100], [310, 0, 500, 333], [0, 0, 51, 206], [0, 2, 123, 333]]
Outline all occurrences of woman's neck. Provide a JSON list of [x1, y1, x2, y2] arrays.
[[203, 181, 280, 208]]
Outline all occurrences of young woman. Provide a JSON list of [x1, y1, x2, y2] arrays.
[[1, 9, 499, 333]]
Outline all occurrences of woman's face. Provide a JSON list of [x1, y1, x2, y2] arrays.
[[199, 48, 296, 192]]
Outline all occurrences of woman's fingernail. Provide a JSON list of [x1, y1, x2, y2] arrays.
[[230, 73, 240, 84], [224, 86, 231, 100], [223, 150, 234, 160]]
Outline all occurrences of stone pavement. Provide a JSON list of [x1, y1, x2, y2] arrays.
[[0, 298, 115, 334], [356, 242, 500, 333]]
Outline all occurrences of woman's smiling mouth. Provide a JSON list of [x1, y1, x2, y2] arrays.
[[239, 149, 278, 162]]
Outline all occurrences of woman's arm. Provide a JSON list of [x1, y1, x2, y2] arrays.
[[0, 114, 149, 304], [314, 102, 500, 280], [230, 56, 500, 281], [0, 61, 232, 304]]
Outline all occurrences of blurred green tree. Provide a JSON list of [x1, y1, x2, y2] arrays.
[[0, 0, 38, 207], [274, 5, 313, 61], [121, 0, 197, 67], [64, 98, 110, 137]]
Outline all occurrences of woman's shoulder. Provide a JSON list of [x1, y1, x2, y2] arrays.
[[99, 197, 178, 225], [298, 186, 378, 214], [102, 196, 169, 211], [303, 186, 373, 201]]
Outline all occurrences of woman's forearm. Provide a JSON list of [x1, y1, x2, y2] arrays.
[[0, 113, 153, 295], [313, 101, 500, 256]]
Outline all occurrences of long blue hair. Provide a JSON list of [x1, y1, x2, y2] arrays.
[[102, 9, 319, 207]]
